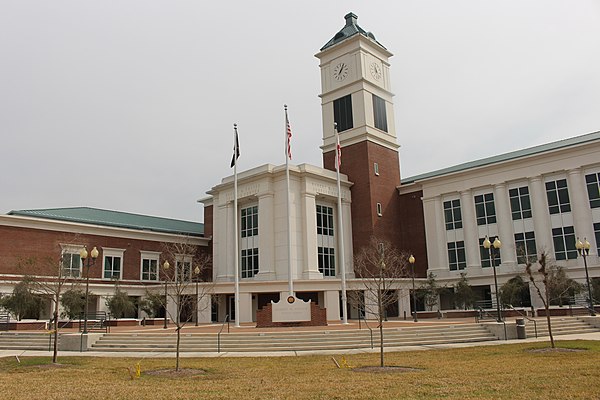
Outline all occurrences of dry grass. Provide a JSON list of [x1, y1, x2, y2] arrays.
[[0, 340, 599, 399]]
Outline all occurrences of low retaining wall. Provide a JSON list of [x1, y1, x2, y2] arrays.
[[256, 302, 327, 327]]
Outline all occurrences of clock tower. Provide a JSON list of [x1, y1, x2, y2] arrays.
[[316, 12, 402, 253]]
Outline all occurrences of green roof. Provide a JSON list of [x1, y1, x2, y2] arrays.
[[320, 13, 386, 51], [8, 207, 204, 237], [402, 130, 600, 185]]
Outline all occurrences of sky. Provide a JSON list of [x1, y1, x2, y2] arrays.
[[1, 1, 599, 223]]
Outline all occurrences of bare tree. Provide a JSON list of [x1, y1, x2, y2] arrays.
[[17, 243, 81, 364], [348, 237, 408, 368], [525, 251, 556, 348], [159, 238, 213, 371]]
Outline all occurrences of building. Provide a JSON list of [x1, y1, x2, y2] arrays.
[[0, 207, 210, 322], [1, 13, 598, 325]]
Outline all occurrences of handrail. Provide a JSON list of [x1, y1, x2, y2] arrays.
[[475, 306, 507, 340], [505, 304, 537, 338], [217, 314, 230, 353], [568, 300, 597, 316], [357, 314, 373, 349]]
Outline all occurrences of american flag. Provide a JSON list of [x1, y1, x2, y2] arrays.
[[335, 123, 341, 169], [286, 113, 292, 160]]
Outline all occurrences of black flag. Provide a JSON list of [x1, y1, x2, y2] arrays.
[[230, 125, 240, 168]]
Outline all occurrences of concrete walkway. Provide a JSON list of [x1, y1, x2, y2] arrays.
[[1, 326, 599, 359]]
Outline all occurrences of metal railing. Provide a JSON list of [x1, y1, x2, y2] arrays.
[[78, 312, 109, 333], [357, 314, 374, 349], [217, 314, 230, 353], [475, 306, 508, 340], [568, 300, 597, 316], [505, 305, 537, 338]]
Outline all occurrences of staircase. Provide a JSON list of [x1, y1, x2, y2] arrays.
[[525, 317, 599, 338], [0, 332, 55, 351], [90, 323, 497, 353]]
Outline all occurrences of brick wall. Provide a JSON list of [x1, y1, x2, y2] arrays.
[[256, 302, 328, 327]]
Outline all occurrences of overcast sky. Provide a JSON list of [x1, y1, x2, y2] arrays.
[[2, 1, 599, 223]]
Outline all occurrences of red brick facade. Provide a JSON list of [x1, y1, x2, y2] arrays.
[[323, 141, 405, 258], [0, 224, 210, 285]]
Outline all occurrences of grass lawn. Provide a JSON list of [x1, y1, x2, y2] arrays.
[[1, 340, 599, 399]]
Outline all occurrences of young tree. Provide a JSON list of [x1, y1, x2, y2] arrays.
[[348, 237, 408, 368], [0, 277, 44, 321], [159, 238, 213, 372], [453, 272, 477, 310], [500, 276, 530, 307], [139, 290, 164, 319], [61, 289, 87, 319], [546, 266, 583, 306], [525, 252, 556, 348], [419, 272, 443, 311], [105, 283, 136, 319]]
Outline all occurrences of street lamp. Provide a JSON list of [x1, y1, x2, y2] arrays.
[[576, 237, 596, 316], [162, 260, 170, 329], [194, 265, 200, 327], [483, 236, 503, 323], [408, 255, 418, 322], [79, 246, 99, 334]]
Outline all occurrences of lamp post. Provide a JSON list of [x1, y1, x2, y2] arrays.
[[79, 246, 99, 334], [194, 265, 200, 327], [483, 236, 503, 323], [576, 237, 596, 316], [162, 260, 170, 329], [408, 255, 418, 322]]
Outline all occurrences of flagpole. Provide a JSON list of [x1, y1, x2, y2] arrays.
[[284, 105, 294, 297], [335, 123, 348, 324], [233, 123, 240, 327]]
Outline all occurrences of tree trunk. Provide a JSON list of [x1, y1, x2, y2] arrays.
[[545, 290, 555, 348], [176, 326, 181, 371], [379, 322, 384, 368], [52, 308, 59, 364]]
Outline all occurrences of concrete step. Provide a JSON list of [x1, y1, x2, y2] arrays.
[[524, 317, 600, 337], [0, 333, 57, 350]]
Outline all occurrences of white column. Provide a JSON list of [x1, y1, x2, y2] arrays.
[[324, 290, 340, 321], [494, 183, 517, 267], [567, 168, 594, 241], [423, 196, 447, 272], [197, 295, 212, 324], [342, 198, 355, 278], [529, 176, 553, 253], [460, 190, 480, 268], [363, 289, 379, 320], [256, 193, 276, 280], [238, 292, 253, 323], [398, 288, 412, 319], [301, 192, 323, 279]]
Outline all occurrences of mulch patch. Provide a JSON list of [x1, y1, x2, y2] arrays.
[[144, 368, 207, 378], [527, 347, 586, 354], [353, 366, 421, 373]]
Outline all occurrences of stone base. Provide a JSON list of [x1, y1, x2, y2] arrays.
[[256, 302, 327, 328]]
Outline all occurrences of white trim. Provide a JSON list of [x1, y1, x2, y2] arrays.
[[140, 251, 161, 282], [102, 248, 125, 281]]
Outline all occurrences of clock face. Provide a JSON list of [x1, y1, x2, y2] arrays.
[[333, 62, 349, 81], [370, 62, 382, 80]]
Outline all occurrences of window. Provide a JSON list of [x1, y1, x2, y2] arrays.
[[61, 252, 81, 278], [474, 193, 496, 225], [241, 206, 258, 238], [546, 179, 571, 214], [316, 204, 335, 277], [447, 241, 466, 271], [141, 252, 160, 281], [443, 199, 462, 230], [104, 255, 122, 280], [176, 258, 192, 282], [585, 173, 600, 208], [515, 232, 537, 264], [374, 162, 379, 176], [240, 205, 259, 278], [479, 238, 502, 268], [241, 248, 259, 278], [316, 205, 334, 236], [372, 94, 388, 132], [376, 203, 382, 216], [318, 247, 336, 276], [552, 226, 577, 260], [509, 186, 532, 220], [333, 95, 353, 132], [595, 223, 600, 254]]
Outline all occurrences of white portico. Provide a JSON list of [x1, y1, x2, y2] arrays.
[[200, 163, 354, 323]]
